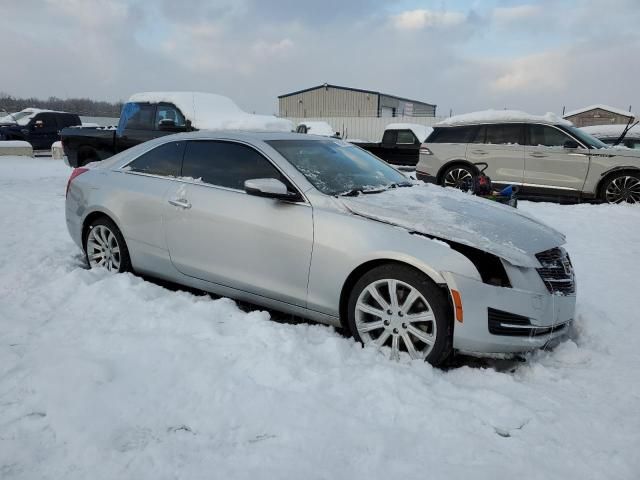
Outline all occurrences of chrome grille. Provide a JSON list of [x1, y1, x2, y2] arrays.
[[535, 247, 575, 295]]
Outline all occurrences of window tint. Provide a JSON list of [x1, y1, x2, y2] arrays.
[[57, 114, 81, 129], [485, 124, 523, 145], [396, 130, 417, 144], [125, 104, 156, 130], [182, 141, 285, 190], [155, 104, 186, 129], [34, 113, 59, 132], [528, 125, 571, 147], [126, 141, 185, 177], [430, 126, 478, 143], [381, 130, 397, 145]]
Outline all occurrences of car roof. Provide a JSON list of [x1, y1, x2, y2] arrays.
[[161, 130, 338, 142]]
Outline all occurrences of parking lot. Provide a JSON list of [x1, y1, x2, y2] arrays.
[[1, 155, 639, 479]]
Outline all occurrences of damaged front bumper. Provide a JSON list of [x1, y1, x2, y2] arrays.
[[442, 271, 576, 355]]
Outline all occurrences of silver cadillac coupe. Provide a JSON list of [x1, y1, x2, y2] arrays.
[[65, 132, 576, 365]]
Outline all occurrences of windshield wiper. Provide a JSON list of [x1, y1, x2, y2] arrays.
[[338, 186, 388, 197], [388, 181, 413, 189]]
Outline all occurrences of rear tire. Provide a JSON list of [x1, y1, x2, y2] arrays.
[[600, 171, 640, 204], [441, 164, 475, 190], [84, 217, 131, 273], [346, 264, 453, 366]]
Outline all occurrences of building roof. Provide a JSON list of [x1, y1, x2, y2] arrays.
[[563, 104, 635, 119], [278, 84, 435, 107]]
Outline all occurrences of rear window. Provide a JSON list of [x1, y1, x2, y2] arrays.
[[428, 126, 478, 144]]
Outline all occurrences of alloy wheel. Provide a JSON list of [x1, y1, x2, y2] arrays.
[[355, 279, 437, 360], [444, 167, 473, 189], [605, 175, 640, 204], [86, 225, 121, 272]]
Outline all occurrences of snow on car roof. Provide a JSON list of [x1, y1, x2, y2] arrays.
[[0, 108, 64, 125], [580, 123, 640, 139], [128, 92, 293, 133], [563, 104, 635, 119], [436, 109, 572, 127], [385, 123, 433, 143], [298, 121, 336, 136]]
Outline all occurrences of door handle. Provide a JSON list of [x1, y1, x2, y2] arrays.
[[470, 150, 488, 155], [529, 152, 548, 158], [168, 198, 191, 209]]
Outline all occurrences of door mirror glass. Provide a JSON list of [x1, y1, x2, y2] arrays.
[[563, 139, 579, 149], [244, 178, 297, 200]]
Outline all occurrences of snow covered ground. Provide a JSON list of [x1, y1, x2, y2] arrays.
[[1, 156, 639, 479]]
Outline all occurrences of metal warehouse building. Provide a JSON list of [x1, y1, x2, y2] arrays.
[[278, 84, 436, 118]]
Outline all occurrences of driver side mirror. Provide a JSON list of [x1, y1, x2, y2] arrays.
[[244, 178, 299, 201], [563, 139, 579, 149], [158, 119, 186, 131]]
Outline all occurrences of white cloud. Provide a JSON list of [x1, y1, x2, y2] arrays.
[[391, 9, 465, 30], [491, 51, 569, 92], [251, 38, 294, 57], [493, 5, 542, 23]]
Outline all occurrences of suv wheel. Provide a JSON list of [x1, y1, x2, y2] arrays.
[[346, 264, 452, 366], [601, 172, 640, 204], [442, 164, 475, 190]]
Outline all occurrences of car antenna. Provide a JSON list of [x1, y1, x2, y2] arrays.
[[612, 117, 639, 147]]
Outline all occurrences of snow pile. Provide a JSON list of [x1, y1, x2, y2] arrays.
[[564, 104, 635, 119], [1, 157, 640, 478], [340, 184, 563, 267], [581, 123, 640, 139], [298, 121, 336, 137], [128, 92, 293, 133], [438, 110, 572, 127], [0, 140, 33, 156], [385, 123, 433, 142], [51, 141, 65, 160]]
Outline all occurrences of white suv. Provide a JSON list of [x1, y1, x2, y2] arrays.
[[416, 111, 640, 203]]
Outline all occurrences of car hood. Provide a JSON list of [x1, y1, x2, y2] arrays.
[[340, 184, 565, 268]]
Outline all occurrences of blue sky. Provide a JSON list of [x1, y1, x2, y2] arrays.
[[1, 0, 638, 117]]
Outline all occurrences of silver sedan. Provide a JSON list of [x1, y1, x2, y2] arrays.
[[65, 131, 576, 365]]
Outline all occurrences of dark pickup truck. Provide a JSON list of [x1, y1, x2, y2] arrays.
[[353, 123, 432, 166], [61, 92, 293, 167], [61, 102, 193, 167], [0, 109, 81, 150]]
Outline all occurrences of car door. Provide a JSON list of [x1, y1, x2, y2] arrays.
[[29, 113, 59, 149], [117, 141, 186, 253], [163, 140, 313, 307], [524, 124, 590, 192], [393, 129, 420, 165], [117, 103, 159, 152], [465, 123, 525, 186]]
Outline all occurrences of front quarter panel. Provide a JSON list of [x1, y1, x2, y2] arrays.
[[307, 197, 481, 317]]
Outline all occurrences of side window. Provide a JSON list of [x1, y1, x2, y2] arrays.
[[485, 124, 523, 145], [396, 130, 417, 144], [470, 126, 486, 143], [430, 126, 478, 143], [528, 125, 571, 147], [155, 104, 186, 129], [57, 114, 80, 129], [182, 141, 286, 190], [382, 130, 397, 145], [33, 113, 59, 132], [125, 104, 156, 130], [126, 141, 185, 177]]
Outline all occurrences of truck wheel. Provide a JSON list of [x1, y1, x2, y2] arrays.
[[346, 264, 452, 366], [78, 146, 98, 166], [600, 171, 640, 204]]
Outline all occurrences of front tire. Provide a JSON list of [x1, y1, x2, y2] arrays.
[[347, 264, 453, 366], [84, 217, 131, 273], [601, 172, 640, 204]]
